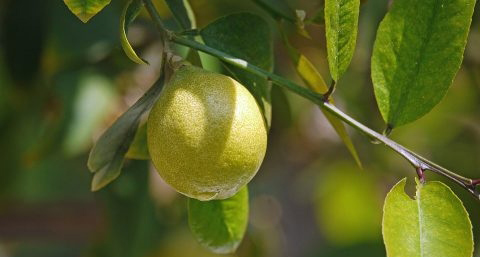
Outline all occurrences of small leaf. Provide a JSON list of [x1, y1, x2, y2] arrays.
[[371, 0, 476, 127], [383, 178, 473, 257], [165, 0, 196, 30], [88, 76, 165, 191], [120, 0, 148, 65], [125, 122, 150, 160], [201, 13, 273, 128], [188, 187, 249, 254], [280, 28, 362, 168], [324, 0, 360, 81], [185, 48, 203, 67], [63, 0, 111, 23]]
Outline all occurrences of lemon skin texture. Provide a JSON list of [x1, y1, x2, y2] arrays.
[[147, 65, 267, 201]]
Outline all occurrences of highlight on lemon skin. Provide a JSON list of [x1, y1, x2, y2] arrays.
[[147, 65, 268, 201]]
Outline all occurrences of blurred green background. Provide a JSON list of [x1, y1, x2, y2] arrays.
[[0, 0, 479, 256]]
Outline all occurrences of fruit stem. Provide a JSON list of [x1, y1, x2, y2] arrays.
[[142, 0, 480, 201]]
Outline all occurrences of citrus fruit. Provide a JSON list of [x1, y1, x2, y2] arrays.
[[147, 65, 267, 200]]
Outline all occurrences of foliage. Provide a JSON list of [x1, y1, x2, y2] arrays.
[[371, 0, 476, 128], [0, 0, 479, 256]]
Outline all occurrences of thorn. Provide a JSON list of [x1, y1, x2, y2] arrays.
[[416, 167, 425, 184], [383, 124, 393, 137], [472, 179, 480, 187]]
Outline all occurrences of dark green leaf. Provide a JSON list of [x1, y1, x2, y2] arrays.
[[201, 13, 273, 128], [165, 0, 196, 30], [325, 0, 360, 81], [185, 48, 203, 67], [371, 0, 476, 127], [252, 0, 295, 22], [383, 178, 473, 257], [188, 186, 249, 254], [63, 0, 111, 23], [88, 76, 165, 191], [120, 0, 148, 65]]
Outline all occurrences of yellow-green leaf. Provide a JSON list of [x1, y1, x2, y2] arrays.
[[120, 0, 148, 65], [63, 0, 111, 23], [383, 178, 473, 257]]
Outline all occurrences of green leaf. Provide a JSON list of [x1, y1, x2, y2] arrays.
[[165, 0, 196, 30], [371, 0, 476, 127], [120, 0, 148, 65], [324, 0, 360, 81], [383, 178, 473, 257], [88, 76, 165, 191], [188, 186, 249, 254], [201, 13, 273, 128], [185, 48, 203, 67], [63, 0, 111, 23], [280, 28, 362, 168]]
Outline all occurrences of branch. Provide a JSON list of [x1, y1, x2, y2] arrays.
[[142, 0, 480, 200]]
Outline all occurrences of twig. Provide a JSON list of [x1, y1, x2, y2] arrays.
[[142, 0, 480, 200]]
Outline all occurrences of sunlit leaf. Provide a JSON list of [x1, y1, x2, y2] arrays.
[[165, 0, 196, 30], [371, 0, 476, 127], [201, 13, 273, 128], [120, 0, 148, 65], [188, 187, 249, 254], [88, 76, 164, 191], [383, 178, 473, 257], [63, 0, 111, 23], [324, 0, 360, 81]]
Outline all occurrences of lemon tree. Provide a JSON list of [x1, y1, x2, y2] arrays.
[[73, 0, 480, 255]]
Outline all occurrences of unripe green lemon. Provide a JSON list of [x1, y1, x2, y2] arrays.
[[147, 65, 267, 201]]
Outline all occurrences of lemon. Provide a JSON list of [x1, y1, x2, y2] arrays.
[[147, 65, 267, 200]]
